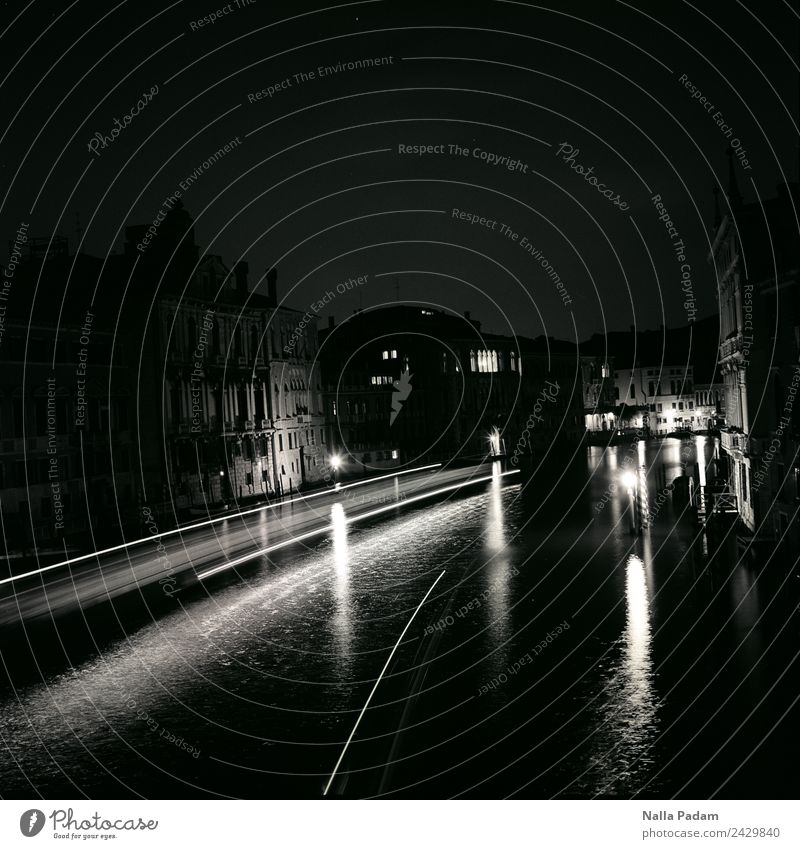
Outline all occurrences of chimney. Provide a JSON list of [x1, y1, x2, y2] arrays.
[[328, 316, 335, 329], [234, 261, 249, 293], [465, 310, 471, 320], [266, 266, 277, 306]]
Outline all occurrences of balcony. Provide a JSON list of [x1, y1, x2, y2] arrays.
[[720, 428, 759, 457], [719, 335, 746, 362]]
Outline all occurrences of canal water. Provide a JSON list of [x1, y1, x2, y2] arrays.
[[0, 438, 798, 798]]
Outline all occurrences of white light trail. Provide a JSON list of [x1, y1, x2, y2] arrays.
[[0, 463, 442, 588], [196, 468, 521, 582]]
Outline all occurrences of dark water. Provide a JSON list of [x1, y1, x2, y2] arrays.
[[1, 438, 798, 799]]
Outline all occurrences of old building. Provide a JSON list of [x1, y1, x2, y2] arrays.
[[318, 305, 583, 475], [710, 165, 800, 546], [0, 244, 137, 553], [127, 206, 326, 513], [580, 317, 723, 438]]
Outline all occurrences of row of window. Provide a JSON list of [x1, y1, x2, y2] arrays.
[[276, 429, 325, 451], [469, 350, 518, 373]]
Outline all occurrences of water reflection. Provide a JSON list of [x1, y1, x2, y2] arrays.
[[483, 463, 513, 660], [330, 503, 353, 666], [587, 553, 660, 795]]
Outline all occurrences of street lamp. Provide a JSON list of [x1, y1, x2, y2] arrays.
[[330, 454, 342, 487], [621, 470, 638, 534]]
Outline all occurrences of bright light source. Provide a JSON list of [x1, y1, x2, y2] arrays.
[[219, 470, 225, 477], [621, 470, 637, 490], [330, 455, 342, 469]]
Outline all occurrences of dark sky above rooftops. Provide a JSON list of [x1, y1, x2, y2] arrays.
[[1, 0, 798, 357]]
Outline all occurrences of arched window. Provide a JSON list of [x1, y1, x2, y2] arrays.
[[490, 350, 498, 372], [382, 350, 389, 360], [498, 351, 504, 371], [510, 352, 517, 372], [469, 350, 477, 372]]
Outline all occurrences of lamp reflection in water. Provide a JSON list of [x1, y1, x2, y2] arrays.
[[330, 503, 353, 667], [587, 553, 660, 795], [484, 463, 513, 662]]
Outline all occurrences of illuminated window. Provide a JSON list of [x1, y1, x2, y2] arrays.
[[470, 350, 477, 372], [391, 350, 397, 358], [391, 449, 398, 459], [382, 350, 389, 360], [510, 352, 517, 372]]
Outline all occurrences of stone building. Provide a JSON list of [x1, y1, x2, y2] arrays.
[[710, 165, 800, 546]]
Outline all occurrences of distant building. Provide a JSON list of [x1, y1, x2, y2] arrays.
[[318, 305, 583, 474], [580, 318, 724, 437]]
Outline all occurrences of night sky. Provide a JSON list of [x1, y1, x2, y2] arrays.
[[1, 0, 797, 343]]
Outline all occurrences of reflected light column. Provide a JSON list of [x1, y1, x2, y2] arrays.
[[330, 503, 353, 667]]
